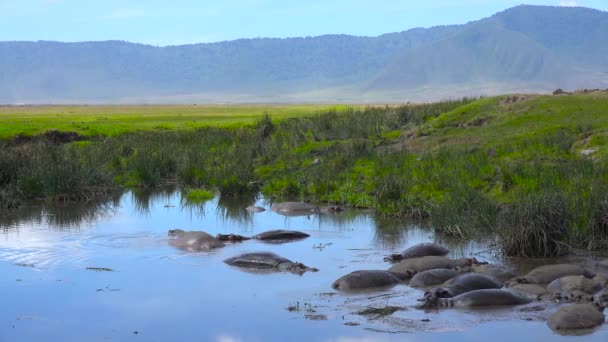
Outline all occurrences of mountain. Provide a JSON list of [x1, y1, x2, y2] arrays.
[[0, 5, 607, 104]]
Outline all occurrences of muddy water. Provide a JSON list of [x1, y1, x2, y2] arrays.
[[0, 189, 606, 342]]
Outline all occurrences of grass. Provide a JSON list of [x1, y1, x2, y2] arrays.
[[184, 188, 215, 203], [0, 104, 353, 138], [2, 92, 608, 256]]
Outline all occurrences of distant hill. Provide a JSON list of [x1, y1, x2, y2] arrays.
[[1, 5, 607, 104]]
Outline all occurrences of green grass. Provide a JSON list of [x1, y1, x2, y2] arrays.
[[184, 189, 215, 203], [2, 92, 608, 255], [0, 104, 353, 138]]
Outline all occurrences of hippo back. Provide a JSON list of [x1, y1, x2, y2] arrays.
[[388, 256, 454, 278], [410, 269, 459, 288], [271, 202, 318, 213], [546, 275, 602, 295], [451, 289, 532, 307], [547, 304, 606, 332], [399, 243, 449, 259], [521, 264, 595, 285], [253, 230, 310, 241], [169, 231, 225, 251], [224, 252, 290, 268], [332, 270, 401, 292]]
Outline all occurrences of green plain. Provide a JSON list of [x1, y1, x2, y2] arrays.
[[0, 104, 353, 138]]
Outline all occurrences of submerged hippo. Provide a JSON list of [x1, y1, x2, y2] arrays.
[[216, 230, 310, 243], [547, 303, 606, 332], [428, 289, 532, 308], [271, 202, 319, 216], [168, 229, 225, 251], [421, 273, 503, 303], [224, 252, 318, 275], [246, 206, 266, 212], [332, 270, 404, 292], [547, 275, 602, 297], [409, 269, 460, 288], [388, 256, 455, 279], [385, 243, 449, 262], [508, 264, 595, 285]]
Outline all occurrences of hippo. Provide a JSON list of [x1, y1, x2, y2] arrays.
[[409, 269, 460, 288], [547, 303, 606, 332], [271, 202, 319, 216], [217, 230, 310, 243], [421, 273, 503, 303], [246, 206, 266, 212], [596, 259, 608, 272], [319, 206, 342, 213], [385, 243, 449, 262], [478, 268, 517, 283], [547, 275, 602, 297], [593, 288, 608, 306], [556, 290, 595, 303], [331, 270, 404, 293], [168, 229, 225, 251], [252, 230, 310, 242], [224, 252, 318, 275], [511, 284, 550, 299], [594, 274, 608, 286], [508, 264, 595, 285], [429, 289, 532, 308], [388, 256, 455, 279]]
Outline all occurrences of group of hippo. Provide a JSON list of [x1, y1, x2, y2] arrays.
[[168, 202, 332, 274], [332, 243, 608, 334], [167, 201, 607, 334]]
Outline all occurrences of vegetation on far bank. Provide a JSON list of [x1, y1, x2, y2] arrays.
[[1, 91, 608, 256], [0, 104, 351, 138]]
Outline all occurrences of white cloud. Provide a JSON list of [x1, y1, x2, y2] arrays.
[[559, 0, 579, 6], [216, 335, 242, 342]]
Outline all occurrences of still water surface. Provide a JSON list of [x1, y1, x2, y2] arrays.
[[0, 189, 606, 341]]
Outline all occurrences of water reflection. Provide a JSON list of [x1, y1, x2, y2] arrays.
[[0, 188, 607, 341], [131, 186, 179, 216], [215, 193, 258, 223], [0, 193, 121, 230]]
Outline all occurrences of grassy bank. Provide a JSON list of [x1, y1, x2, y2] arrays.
[[0, 104, 351, 138], [1, 92, 608, 256]]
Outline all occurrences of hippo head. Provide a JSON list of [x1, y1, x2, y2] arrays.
[[383, 254, 403, 262], [508, 276, 530, 286], [568, 291, 593, 303], [168, 229, 185, 236], [592, 301, 606, 312], [417, 289, 450, 309], [285, 262, 319, 275], [418, 288, 450, 306]]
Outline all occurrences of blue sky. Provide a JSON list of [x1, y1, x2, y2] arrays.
[[0, 0, 606, 45]]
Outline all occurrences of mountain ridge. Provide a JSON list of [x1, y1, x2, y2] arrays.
[[1, 5, 607, 104]]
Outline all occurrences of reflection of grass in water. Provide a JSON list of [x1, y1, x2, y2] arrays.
[[0, 192, 121, 230], [215, 194, 257, 224]]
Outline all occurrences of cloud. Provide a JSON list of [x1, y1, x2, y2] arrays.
[[216, 335, 242, 342], [559, 0, 579, 6]]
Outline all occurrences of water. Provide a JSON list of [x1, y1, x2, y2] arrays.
[[0, 189, 606, 342]]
